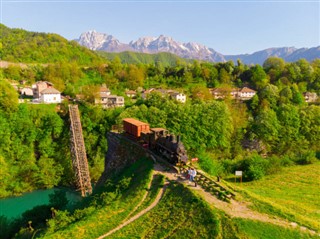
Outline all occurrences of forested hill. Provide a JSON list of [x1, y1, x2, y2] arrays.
[[97, 51, 191, 66], [0, 24, 104, 65]]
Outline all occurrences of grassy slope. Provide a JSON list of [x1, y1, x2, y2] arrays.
[[110, 182, 220, 239], [37, 161, 319, 239], [39, 158, 155, 239], [235, 218, 317, 239], [231, 162, 320, 231]]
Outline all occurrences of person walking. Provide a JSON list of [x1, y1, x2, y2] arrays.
[[186, 167, 191, 181], [192, 168, 197, 187], [189, 168, 197, 187]]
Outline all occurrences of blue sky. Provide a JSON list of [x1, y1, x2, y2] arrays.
[[1, 0, 319, 54]]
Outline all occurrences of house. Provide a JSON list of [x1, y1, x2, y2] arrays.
[[95, 87, 124, 108], [238, 87, 256, 100], [209, 88, 238, 99], [40, 88, 61, 103], [169, 91, 186, 103], [95, 94, 124, 108], [141, 88, 186, 103], [32, 81, 54, 99], [210, 87, 256, 100], [99, 86, 111, 96], [304, 92, 318, 103], [125, 90, 137, 98], [141, 88, 155, 99], [20, 87, 33, 97]]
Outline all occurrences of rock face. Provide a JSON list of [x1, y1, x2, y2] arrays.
[[75, 30, 320, 64]]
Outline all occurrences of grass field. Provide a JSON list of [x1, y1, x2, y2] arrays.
[[110, 182, 220, 239], [232, 162, 320, 231], [235, 218, 318, 239]]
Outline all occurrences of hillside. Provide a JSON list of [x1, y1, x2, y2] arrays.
[[231, 162, 320, 231], [97, 51, 191, 66], [7, 159, 317, 239], [0, 24, 103, 65]]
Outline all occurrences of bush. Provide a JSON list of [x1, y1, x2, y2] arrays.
[[198, 152, 224, 176], [295, 151, 317, 165], [241, 155, 269, 181]]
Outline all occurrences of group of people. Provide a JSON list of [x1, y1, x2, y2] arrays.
[[186, 167, 197, 187]]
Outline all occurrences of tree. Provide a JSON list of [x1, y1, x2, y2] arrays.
[[191, 85, 212, 101], [259, 84, 279, 109], [276, 104, 301, 152], [279, 86, 293, 104], [219, 68, 231, 85], [263, 57, 285, 72], [299, 105, 320, 149], [252, 108, 280, 151], [250, 65, 269, 89], [36, 157, 63, 188], [0, 79, 19, 112], [126, 64, 145, 89]]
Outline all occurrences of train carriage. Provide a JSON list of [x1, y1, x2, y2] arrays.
[[123, 118, 188, 164]]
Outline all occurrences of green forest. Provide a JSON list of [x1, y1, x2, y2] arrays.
[[0, 24, 320, 238]]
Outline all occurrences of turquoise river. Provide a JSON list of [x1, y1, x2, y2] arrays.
[[0, 188, 81, 220]]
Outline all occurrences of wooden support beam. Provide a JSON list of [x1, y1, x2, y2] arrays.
[[69, 105, 92, 197]]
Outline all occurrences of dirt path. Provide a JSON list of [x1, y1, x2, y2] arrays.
[[97, 163, 318, 238], [153, 163, 319, 236], [97, 174, 168, 239]]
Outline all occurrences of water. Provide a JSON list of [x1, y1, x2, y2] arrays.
[[0, 188, 81, 220]]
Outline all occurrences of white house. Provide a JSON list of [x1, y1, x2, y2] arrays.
[[210, 87, 256, 100], [40, 88, 61, 103], [169, 92, 186, 103], [125, 90, 137, 98], [95, 94, 124, 108], [238, 87, 256, 100]]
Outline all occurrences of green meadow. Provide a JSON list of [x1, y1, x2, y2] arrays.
[[232, 162, 320, 231]]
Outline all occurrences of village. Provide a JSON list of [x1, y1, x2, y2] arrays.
[[12, 80, 318, 107]]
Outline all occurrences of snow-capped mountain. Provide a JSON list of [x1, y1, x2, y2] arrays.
[[77, 30, 131, 52], [75, 31, 320, 64], [129, 37, 156, 52]]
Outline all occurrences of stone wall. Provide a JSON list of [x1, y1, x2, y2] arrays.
[[104, 132, 148, 176]]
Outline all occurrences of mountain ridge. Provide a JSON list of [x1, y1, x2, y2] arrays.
[[76, 30, 320, 65]]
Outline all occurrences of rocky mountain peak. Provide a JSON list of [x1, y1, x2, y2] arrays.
[[75, 31, 320, 64]]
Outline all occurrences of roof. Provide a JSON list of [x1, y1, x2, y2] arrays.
[[240, 87, 256, 93], [100, 92, 110, 98], [123, 118, 149, 127], [100, 87, 110, 92], [40, 88, 60, 94]]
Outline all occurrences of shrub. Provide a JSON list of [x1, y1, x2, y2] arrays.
[[241, 155, 269, 181], [295, 151, 317, 165], [198, 152, 224, 176]]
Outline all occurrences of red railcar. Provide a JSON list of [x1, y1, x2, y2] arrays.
[[122, 118, 188, 165], [123, 118, 150, 138]]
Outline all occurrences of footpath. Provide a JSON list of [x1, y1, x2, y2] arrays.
[[97, 162, 318, 238]]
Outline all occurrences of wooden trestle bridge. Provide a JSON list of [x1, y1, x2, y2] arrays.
[[69, 105, 92, 197]]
